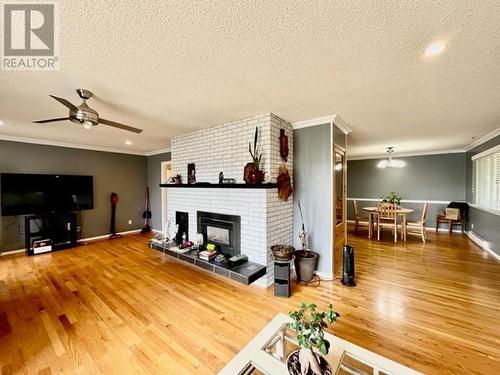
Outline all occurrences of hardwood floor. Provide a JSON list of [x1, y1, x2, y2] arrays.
[[0, 229, 499, 374]]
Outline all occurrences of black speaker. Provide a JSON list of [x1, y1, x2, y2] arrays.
[[341, 245, 356, 286]]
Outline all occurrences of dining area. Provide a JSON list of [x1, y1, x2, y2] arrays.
[[351, 193, 428, 243]]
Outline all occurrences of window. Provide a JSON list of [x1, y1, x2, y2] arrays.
[[472, 145, 500, 211]]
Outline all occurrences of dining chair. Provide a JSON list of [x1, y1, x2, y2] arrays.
[[352, 200, 370, 233], [405, 202, 428, 243], [435, 202, 469, 234], [377, 203, 398, 242]]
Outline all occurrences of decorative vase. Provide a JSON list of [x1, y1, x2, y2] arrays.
[[244, 163, 254, 184], [294, 250, 318, 282], [286, 349, 331, 375], [249, 169, 264, 184]]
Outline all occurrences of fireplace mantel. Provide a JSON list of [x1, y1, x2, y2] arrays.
[[160, 183, 277, 189]]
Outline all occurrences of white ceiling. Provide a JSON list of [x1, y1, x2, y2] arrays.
[[1, 1, 500, 157]]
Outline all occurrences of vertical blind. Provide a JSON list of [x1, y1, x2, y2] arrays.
[[473, 146, 500, 210]]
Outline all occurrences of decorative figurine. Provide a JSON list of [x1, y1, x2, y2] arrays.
[[219, 171, 224, 184]]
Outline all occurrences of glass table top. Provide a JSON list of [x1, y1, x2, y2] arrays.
[[218, 314, 422, 375], [259, 324, 390, 375]]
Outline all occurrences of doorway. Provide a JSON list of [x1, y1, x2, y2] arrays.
[[161, 161, 172, 233]]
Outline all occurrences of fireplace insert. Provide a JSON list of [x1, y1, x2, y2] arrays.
[[197, 211, 241, 257]]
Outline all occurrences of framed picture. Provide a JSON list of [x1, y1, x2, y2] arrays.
[[188, 163, 196, 184]]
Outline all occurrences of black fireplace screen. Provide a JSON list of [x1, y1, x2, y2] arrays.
[[197, 211, 241, 256]]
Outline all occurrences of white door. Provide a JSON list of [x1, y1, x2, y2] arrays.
[[161, 162, 172, 233]]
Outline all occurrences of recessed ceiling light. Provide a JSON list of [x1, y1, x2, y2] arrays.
[[125, 140, 133, 145], [424, 40, 447, 58]]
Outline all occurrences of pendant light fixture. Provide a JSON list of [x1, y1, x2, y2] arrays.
[[377, 147, 406, 169]]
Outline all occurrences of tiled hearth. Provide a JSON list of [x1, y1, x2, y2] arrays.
[[166, 113, 294, 286]]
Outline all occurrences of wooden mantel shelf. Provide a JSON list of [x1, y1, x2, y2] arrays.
[[159, 183, 277, 189]]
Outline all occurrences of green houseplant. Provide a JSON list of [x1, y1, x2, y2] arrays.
[[381, 192, 402, 206], [287, 303, 340, 375], [245, 126, 264, 184]]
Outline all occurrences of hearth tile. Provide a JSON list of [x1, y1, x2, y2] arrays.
[[214, 267, 230, 278], [196, 260, 215, 272]]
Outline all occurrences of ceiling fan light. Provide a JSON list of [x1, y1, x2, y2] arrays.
[[377, 160, 389, 169], [390, 159, 406, 168], [82, 121, 93, 130]]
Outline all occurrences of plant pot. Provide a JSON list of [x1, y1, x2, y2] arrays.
[[243, 162, 254, 184], [294, 250, 318, 282], [248, 169, 264, 184], [175, 177, 182, 185], [286, 349, 331, 375]]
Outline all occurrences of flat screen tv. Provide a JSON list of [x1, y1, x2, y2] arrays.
[[1, 173, 94, 216]]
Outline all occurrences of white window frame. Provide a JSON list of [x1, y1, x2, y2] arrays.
[[471, 144, 500, 216]]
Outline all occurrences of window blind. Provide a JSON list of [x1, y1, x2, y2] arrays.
[[473, 146, 500, 210]]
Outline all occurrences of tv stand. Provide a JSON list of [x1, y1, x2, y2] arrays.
[[24, 212, 77, 255]]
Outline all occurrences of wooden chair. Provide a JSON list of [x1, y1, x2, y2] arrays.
[[352, 200, 370, 233], [377, 203, 398, 243], [405, 202, 428, 243], [436, 202, 469, 234]]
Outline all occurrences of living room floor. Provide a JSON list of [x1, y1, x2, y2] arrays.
[[0, 228, 499, 374]]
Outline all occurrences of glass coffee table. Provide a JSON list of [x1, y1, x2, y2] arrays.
[[219, 314, 422, 375]]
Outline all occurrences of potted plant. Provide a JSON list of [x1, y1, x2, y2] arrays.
[[174, 174, 182, 184], [381, 192, 402, 206], [294, 201, 318, 282], [286, 303, 340, 375], [245, 126, 264, 184]]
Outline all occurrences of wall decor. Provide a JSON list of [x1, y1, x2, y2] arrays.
[[187, 163, 196, 184], [277, 165, 293, 201], [280, 128, 289, 162]]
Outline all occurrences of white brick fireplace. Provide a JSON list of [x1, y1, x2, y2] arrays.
[[167, 113, 293, 285]]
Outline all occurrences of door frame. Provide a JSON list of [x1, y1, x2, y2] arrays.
[[332, 143, 347, 276]]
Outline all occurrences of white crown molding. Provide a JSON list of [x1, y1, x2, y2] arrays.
[[348, 148, 465, 161], [0, 134, 173, 157], [332, 115, 352, 135], [144, 147, 171, 156], [292, 114, 352, 135], [0, 134, 146, 156], [292, 115, 336, 130], [465, 127, 500, 151]]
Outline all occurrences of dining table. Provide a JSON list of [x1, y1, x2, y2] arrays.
[[363, 206, 415, 241]]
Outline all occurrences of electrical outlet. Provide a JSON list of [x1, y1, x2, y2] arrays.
[[128, 220, 132, 225]]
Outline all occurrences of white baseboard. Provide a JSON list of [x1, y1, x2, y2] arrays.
[[314, 270, 334, 280], [0, 248, 25, 256], [466, 231, 500, 262], [1, 228, 143, 256], [79, 229, 142, 243], [346, 220, 464, 234]]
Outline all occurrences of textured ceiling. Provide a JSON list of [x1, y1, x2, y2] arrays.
[[1, 1, 500, 156]]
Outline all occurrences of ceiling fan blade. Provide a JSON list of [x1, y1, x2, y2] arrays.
[[33, 117, 70, 124], [49, 95, 78, 111], [99, 118, 143, 133]]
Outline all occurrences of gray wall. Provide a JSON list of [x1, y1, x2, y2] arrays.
[[347, 153, 467, 227], [147, 152, 171, 231], [293, 123, 335, 275], [0, 140, 147, 252], [465, 134, 500, 256]]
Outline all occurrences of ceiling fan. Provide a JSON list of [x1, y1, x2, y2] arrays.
[[33, 89, 143, 134]]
